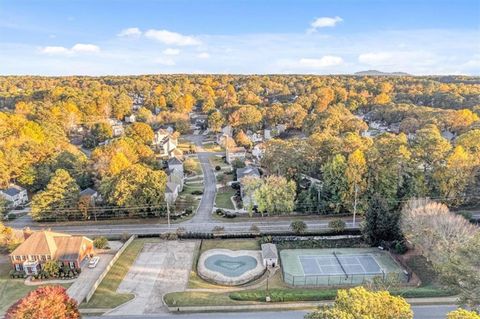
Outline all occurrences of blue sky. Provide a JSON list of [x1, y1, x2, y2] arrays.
[[1, 0, 479, 75]]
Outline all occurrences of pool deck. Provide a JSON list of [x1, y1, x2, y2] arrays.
[[197, 249, 266, 286]]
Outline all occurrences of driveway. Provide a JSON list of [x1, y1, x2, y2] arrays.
[[107, 240, 197, 315], [66, 253, 114, 304]]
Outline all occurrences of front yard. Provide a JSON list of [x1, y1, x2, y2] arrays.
[[0, 260, 71, 315], [214, 188, 236, 210]]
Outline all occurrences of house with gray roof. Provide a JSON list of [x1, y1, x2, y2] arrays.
[[236, 166, 261, 208], [0, 184, 28, 207]]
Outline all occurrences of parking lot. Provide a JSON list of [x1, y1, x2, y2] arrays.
[[107, 240, 197, 315]]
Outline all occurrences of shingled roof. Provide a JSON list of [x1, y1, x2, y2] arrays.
[[10, 231, 92, 261]]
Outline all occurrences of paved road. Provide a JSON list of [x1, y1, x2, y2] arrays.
[[86, 305, 459, 319], [7, 214, 358, 236], [5, 132, 360, 236]]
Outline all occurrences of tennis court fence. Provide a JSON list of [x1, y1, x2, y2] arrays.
[[282, 268, 409, 287]]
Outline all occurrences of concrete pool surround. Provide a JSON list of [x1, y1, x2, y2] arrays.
[[197, 249, 266, 286]]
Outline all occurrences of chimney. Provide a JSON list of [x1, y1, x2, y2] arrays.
[[23, 227, 33, 240]]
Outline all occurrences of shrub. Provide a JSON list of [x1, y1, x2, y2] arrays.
[[215, 165, 221, 171], [93, 236, 109, 249], [250, 224, 260, 234], [212, 226, 225, 235], [392, 240, 408, 254], [215, 209, 225, 216], [191, 190, 203, 195], [120, 233, 130, 243], [328, 219, 346, 233], [42, 260, 60, 278], [224, 211, 237, 218], [7, 213, 17, 220], [290, 220, 307, 234]]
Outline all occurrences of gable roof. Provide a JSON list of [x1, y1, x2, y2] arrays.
[[261, 243, 278, 259], [80, 187, 97, 196], [168, 156, 183, 166], [165, 182, 179, 193], [237, 166, 260, 181], [1, 185, 25, 197]]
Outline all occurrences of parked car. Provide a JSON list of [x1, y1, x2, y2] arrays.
[[88, 256, 100, 268]]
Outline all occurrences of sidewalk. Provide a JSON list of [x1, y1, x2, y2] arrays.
[[165, 296, 458, 313]]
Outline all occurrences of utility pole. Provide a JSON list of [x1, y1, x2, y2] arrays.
[[353, 183, 358, 228], [167, 201, 171, 229]]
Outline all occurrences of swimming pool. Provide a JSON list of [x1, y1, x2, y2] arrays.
[[197, 249, 266, 285]]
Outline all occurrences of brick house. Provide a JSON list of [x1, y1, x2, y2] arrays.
[[10, 230, 94, 275]]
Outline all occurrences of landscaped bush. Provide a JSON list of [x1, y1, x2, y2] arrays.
[[271, 236, 366, 250], [42, 260, 60, 278], [215, 208, 225, 216], [93, 236, 109, 249], [224, 211, 237, 219], [230, 288, 337, 302], [191, 190, 203, 195], [9, 270, 26, 279], [215, 165, 221, 171], [231, 182, 240, 190], [290, 220, 307, 234], [328, 219, 346, 233], [120, 232, 130, 243]]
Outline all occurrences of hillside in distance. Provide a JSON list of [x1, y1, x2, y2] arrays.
[[354, 70, 411, 76]]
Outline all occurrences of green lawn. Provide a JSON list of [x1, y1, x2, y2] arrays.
[[0, 262, 71, 315], [81, 238, 160, 309], [215, 189, 236, 210], [200, 239, 260, 253], [182, 184, 204, 195], [164, 291, 250, 307]]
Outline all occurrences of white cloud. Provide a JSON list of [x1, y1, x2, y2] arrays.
[[162, 48, 180, 56], [71, 43, 100, 53], [40, 43, 100, 55], [197, 52, 210, 59], [358, 51, 436, 67], [41, 46, 71, 55], [144, 29, 201, 46], [154, 57, 175, 66], [310, 16, 343, 30], [299, 56, 344, 68], [118, 27, 142, 38]]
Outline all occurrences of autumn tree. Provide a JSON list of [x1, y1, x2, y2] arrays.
[[83, 122, 113, 148], [305, 287, 413, 319], [254, 175, 296, 215], [207, 111, 224, 133], [100, 164, 167, 217], [6, 286, 80, 319], [321, 154, 348, 214], [31, 169, 80, 221], [447, 309, 480, 319], [125, 122, 154, 144], [229, 105, 263, 130], [234, 130, 253, 149]]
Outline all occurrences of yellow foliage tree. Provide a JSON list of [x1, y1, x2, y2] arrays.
[[447, 309, 480, 319], [306, 287, 413, 319]]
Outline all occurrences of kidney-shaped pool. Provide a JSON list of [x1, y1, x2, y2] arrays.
[[197, 249, 266, 285]]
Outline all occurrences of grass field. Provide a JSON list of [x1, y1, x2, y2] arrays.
[[0, 261, 71, 315], [214, 189, 236, 210], [81, 238, 160, 309]]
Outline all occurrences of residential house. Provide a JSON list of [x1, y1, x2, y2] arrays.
[[108, 119, 124, 137], [216, 125, 233, 145], [252, 143, 265, 161], [166, 157, 184, 192], [261, 243, 278, 268], [247, 130, 263, 143], [165, 182, 180, 204], [226, 146, 246, 164], [0, 184, 28, 207], [153, 129, 178, 158], [79, 188, 99, 204], [124, 114, 136, 123], [10, 230, 94, 275], [236, 166, 260, 208], [264, 129, 272, 140]]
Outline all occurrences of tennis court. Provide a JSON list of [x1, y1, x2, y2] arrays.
[[281, 248, 408, 287]]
